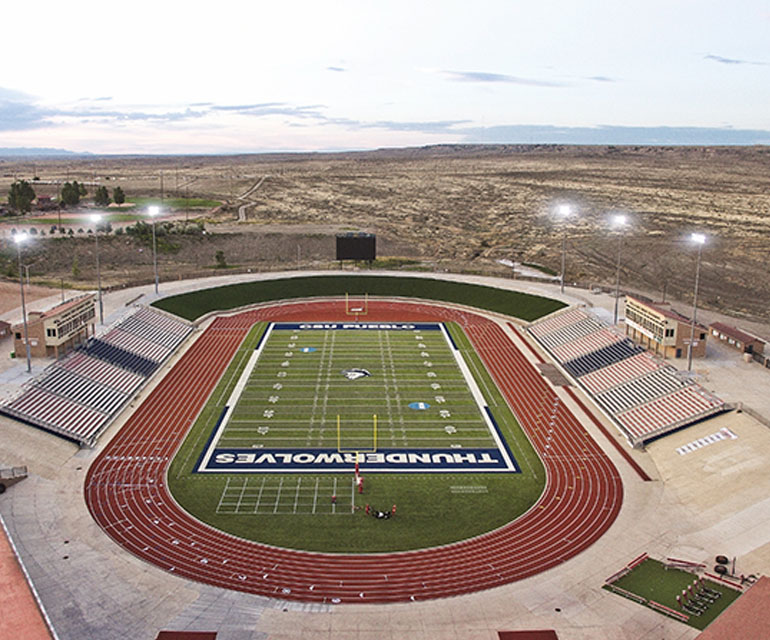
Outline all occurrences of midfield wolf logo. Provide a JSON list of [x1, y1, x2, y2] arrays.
[[341, 368, 372, 380]]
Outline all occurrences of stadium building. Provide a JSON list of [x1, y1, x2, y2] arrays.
[[12, 293, 96, 359], [624, 295, 707, 359]]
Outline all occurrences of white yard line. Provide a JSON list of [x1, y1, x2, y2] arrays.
[[253, 477, 266, 514]]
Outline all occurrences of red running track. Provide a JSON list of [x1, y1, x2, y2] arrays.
[[84, 300, 622, 604]]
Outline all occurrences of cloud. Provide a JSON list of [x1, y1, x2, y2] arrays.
[[327, 66, 346, 72], [457, 124, 770, 146], [442, 70, 567, 87], [209, 103, 330, 120], [364, 119, 469, 134], [705, 54, 767, 66], [0, 88, 56, 131], [0, 87, 36, 101], [586, 75, 615, 83]]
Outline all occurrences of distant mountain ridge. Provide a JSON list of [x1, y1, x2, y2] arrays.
[[0, 147, 89, 157]]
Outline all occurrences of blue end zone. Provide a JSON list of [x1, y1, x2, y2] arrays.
[[195, 406, 229, 471], [199, 447, 517, 473], [275, 322, 441, 331], [254, 324, 271, 350], [485, 407, 520, 472], [443, 324, 460, 351]]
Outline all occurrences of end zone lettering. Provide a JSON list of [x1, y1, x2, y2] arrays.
[[279, 323, 440, 331], [202, 448, 517, 473]]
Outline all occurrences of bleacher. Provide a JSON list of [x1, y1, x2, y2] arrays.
[[528, 307, 725, 447], [0, 306, 193, 447]]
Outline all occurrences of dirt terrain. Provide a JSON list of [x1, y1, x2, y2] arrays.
[[1, 145, 769, 323]]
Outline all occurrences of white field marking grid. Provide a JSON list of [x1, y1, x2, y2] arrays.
[[215, 476, 357, 515], [197, 323, 515, 472]]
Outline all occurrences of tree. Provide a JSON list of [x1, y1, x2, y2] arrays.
[[8, 180, 36, 213], [215, 250, 227, 268], [61, 181, 81, 206], [94, 186, 111, 206], [113, 186, 125, 205], [77, 181, 87, 197]]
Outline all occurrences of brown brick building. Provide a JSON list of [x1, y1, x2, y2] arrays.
[[708, 322, 765, 355], [13, 294, 96, 359], [624, 295, 707, 359]]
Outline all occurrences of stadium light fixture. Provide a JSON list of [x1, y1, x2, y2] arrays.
[[555, 204, 574, 293], [687, 232, 707, 371], [148, 206, 160, 294], [91, 214, 104, 324], [611, 213, 628, 325], [14, 233, 32, 373]]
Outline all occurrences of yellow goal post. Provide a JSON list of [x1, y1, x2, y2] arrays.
[[336, 414, 377, 453], [345, 292, 369, 316]]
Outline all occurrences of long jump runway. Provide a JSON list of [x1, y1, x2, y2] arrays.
[[84, 300, 623, 603]]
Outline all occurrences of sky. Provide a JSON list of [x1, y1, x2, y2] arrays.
[[2, 0, 769, 154]]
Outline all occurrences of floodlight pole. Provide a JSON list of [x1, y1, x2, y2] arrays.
[[148, 206, 159, 294], [560, 231, 567, 294], [687, 237, 704, 372], [15, 237, 32, 373], [612, 214, 627, 326], [613, 233, 623, 325], [91, 214, 104, 324], [556, 204, 573, 295]]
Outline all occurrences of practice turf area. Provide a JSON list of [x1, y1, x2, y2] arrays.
[[168, 322, 546, 552], [605, 558, 742, 631]]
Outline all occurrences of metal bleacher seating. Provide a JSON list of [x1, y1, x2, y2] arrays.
[[82, 338, 160, 377], [527, 307, 725, 446], [0, 306, 194, 447], [578, 352, 661, 395], [594, 368, 689, 415], [59, 352, 145, 395], [561, 338, 644, 378]]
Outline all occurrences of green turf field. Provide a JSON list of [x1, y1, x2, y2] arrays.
[[168, 322, 545, 552], [605, 558, 742, 631], [217, 324, 495, 452]]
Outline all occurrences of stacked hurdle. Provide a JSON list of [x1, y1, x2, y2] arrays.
[[676, 577, 721, 617], [663, 558, 724, 618]]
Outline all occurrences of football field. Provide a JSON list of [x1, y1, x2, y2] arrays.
[[169, 316, 543, 551], [196, 322, 516, 473]]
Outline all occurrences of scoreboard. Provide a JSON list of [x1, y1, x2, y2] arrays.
[[336, 233, 376, 261]]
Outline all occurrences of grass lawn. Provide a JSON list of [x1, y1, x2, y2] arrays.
[[167, 322, 545, 553], [153, 274, 566, 322], [125, 197, 222, 209]]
